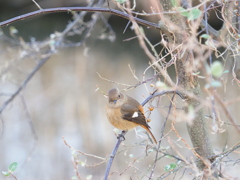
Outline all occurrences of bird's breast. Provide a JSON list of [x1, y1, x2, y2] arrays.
[[105, 106, 138, 130]]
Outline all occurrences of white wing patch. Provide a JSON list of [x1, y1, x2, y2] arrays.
[[132, 112, 139, 118]]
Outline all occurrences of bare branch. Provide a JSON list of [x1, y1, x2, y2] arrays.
[[141, 90, 183, 106], [0, 53, 51, 114], [104, 130, 127, 180], [149, 94, 176, 179], [62, 137, 106, 161], [211, 90, 240, 133], [211, 141, 240, 167], [0, 7, 161, 30], [32, 0, 42, 10], [19, 95, 38, 172]]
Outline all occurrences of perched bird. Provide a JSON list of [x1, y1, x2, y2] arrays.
[[105, 88, 157, 144]]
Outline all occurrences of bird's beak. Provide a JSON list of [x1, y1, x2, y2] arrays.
[[113, 100, 117, 104]]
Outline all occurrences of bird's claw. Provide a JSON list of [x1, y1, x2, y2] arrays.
[[117, 133, 125, 141], [117, 130, 127, 141]]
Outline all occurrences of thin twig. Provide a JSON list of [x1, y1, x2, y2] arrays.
[[204, 2, 218, 138], [238, 0, 240, 33], [141, 90, 183, 106], [0, 115, 4, 138], [62, 137, 106, 161], [10, 173, 17, 180], [211, 90, 240, 133], [19, 95, 38, 171], [211, 140, 240, 167], [125, 2, 174, 87], [171, 116, 211, 169], [96, 72, 132, 87], [72, 153, 82, 180], [158, 166, 182, 179], [158, 149, 184, 162], [32, 0, 42, 10], [0, 54, 51, 114], [149, 93, 176, 179], [97, 72, 160, 90]]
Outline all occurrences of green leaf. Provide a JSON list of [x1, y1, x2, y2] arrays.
[[147, 148, 154, 153], [205, 39, 216, 49], [164, 163, 177, 172], [86, 175, 92, 180], [200, 34, 210, 39], [176, 7, 189, 16], [164, 165, 171, 172], [171, 0, 177, 7], [129, 154, 134, 158], [79, 161, 86, 167], [115, 0, 127, 4], [210, 81, 222, 87], [165, 155, 173, 158], [223, 70, 229, 74], [188, 105, 195, 119], [205, 80, 222, 89], [156, 81, 168, 90], [188, 8, 202, 21], [2, 171, 11, 176], [9, 26, 18, 35], [210, 61, 223, 78], [8, 162, 18, 172], [169, 163, 177, 169]]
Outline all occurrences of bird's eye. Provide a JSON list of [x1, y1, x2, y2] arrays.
[[118, 95, 121, 98]]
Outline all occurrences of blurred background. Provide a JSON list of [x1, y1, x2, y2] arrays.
[[0, 0, 239, 180]]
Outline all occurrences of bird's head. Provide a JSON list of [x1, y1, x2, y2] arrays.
[[107, 88, 124, 105]]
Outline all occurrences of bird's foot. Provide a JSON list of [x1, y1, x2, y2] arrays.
[[117, 130, 127, 141]]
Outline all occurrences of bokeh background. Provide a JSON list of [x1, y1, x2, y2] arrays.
[[0, 0, 239, 180]]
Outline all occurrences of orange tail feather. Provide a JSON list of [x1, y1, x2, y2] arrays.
[[140, 125, 157, 144]]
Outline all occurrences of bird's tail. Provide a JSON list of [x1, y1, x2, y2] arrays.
[[140, 125, 157, 144]]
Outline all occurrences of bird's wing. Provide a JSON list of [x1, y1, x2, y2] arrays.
[[121, 98, 150, 128]]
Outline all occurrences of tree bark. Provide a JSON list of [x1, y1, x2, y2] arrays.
[[158, 0, 214, 170]]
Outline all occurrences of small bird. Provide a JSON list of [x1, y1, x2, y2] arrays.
[[105, 88, 157, 144]]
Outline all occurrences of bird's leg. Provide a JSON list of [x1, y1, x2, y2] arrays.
[[117, 130, 128, 141]]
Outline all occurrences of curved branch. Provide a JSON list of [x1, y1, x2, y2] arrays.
[[0, 7, 161, 29], [141, 90, 183, 106]]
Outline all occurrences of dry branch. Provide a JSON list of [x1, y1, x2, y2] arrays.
[[0, 7, 161, 29]]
